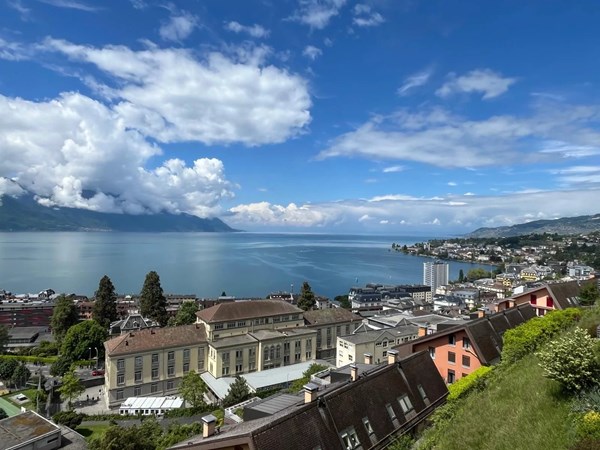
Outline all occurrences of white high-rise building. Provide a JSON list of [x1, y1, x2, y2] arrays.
[[423, 261, 449, 294]]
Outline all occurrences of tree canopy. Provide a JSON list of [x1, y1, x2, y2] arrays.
[[178, 371, 208, 408], [0, 359, 19, 381], [222, 375, 250, 407], [61, 320, 108, 362], [59, 368, 85, 409], [11, 363, 30, 389], [0, 325, 8, 352], [579, 282, 600, 306], [139, 271, 169, 327], [50, 295, 79, 344], [291, 363, 329, 392], [466, 268, 492, 281], [334, 295, 351, 309], [297, 281, 316, 311], [171, 301, 198, 326], [93, 275, 118, 328]]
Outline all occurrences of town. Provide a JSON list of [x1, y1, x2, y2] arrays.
[[0, 231, 599, 450]]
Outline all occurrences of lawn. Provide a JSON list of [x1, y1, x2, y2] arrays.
[[76, 423, 111, 442]]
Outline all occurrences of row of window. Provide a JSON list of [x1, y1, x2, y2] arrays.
[[115, 380, 176, 400], [118, 348, 204, 371], [213, 314, 302, 330]]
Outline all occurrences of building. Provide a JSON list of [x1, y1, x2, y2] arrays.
[[0, 410, 61, 450], [0, 301, 54, 328], [423, 261, 449, 294], [172, 350, 448, 450], [336, 325, 418, 366], [506, 280, 585, 316], [109, 314, 159, 336], [104, 323, 208, 408], [119, 396, 184, 416], [395, 304, 536, 384], [302, 308, 363, 361]]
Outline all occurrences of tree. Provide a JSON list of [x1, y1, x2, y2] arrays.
[[50, 295, 79, 344], [139, 271, 168, 327], [61, 320, 108, 362], [466, 268, 492, 281], [0, 408, 7, 420], [291, 363, 329, 392], [172, 301, 198, 326], [222, 375, 250, 407], [0, 325, 8, 352], [89, 418, 162, 450], [0, 359, 19, 381], [178, 371, 208, 408], [458, 269, 465, 283], [11, 363, 30, 389], [537, 327, 599, 393], [93, 275, 118, 328], [59, 368, 85, 409], [52, 411, 84, 428], [297, 281, 316, 311], [50, 355, 74, 377], [335, 295, 351, 309], [579, 282, 600, 306]]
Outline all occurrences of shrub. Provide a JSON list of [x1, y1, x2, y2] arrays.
[[163, 405, 213, 418], [52, 411, 86, 428], [576, 411, 600, 441], [447, 366, 493, 401], [537, 327, 599, 393], [573, 386, 600, 414]]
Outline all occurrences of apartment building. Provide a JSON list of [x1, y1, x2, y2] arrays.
[[302, 308, 363, 361], [423, 261, 449, 294], [104, 323, 208, 408]]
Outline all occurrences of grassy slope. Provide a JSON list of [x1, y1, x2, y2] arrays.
[[426, 354, 575, 450]]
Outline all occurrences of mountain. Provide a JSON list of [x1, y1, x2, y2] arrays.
[[466, 213, 600, 238], [0, 193, 236, 232]]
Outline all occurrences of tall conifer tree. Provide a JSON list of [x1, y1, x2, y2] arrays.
[[93, 275, 118, 328], [139, 271, 168, 326]]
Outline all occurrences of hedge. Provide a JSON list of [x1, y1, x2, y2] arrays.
[[447, 366, 493, 401], [0, 355, 58, 365]]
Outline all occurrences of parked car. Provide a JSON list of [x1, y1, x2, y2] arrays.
[[92, 369, 105, 376]]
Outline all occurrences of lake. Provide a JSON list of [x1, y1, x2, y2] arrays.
[[0, 232, 494, 299]]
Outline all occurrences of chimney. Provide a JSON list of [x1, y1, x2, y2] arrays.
[[303, 383, 319, 404], [477, 310, 485, 318], [350, 364, 358, 381], [202, 414, 217, 438], [364, 353, 373, 365], [387, 349, 399, 365], [418, 326, 428, 337]]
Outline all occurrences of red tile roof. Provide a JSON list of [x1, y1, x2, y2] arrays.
[[196, 300, 303, 324]]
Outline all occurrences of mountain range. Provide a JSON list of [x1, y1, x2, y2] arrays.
[[466, 213, 600, 238], [0, 191, 235, 232]]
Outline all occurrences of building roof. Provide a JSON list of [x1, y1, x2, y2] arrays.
[[119, 396, 184, 411], [303, 308, 362, 326], [174, 351, 448, 450], [244, 393, 303, 416], [104, 323, 207, 357], [546, 280, 584, 309], [196, 300, 303, 324], [0, 411, 60, 449], [340, 325, 418, 345]]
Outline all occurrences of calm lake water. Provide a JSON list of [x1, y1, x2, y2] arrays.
[[0, 232, 493, 299]]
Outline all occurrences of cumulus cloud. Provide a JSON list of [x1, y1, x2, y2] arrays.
[[436, 69, 516, 100], [302, 45, 322, 60], [397, 68, 432, 96], [159, 11, 199, 42], [225, 21, 270, 38], [0, 92, 234, 217], [352, 4, 384, 27], [291, 0, 347, 30], [317, 104, 600, 168], [41, 38, 311, 146]]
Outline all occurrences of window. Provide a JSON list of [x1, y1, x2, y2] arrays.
[[227, 322, 236, 328], [135, 356, 143, 367], [198, 348, 205, 370], [382, 340, 388, 348], [264, 347, 270, 361], [116, 389, 124, 400], [530, 294, 537, 305], [183, 362, 190, 373], [363, 417, 375, 442], [117, 374, 125, 386], [386, 403, 398, 426], [448, 334, 456, 346], [429, 347, 435, 359], [295, 340, 301, 350], [214, 323, 224, 330], [222, 366, 230, 376], [306, 350, 312, 359], [283, 355, 290, 365], [348, 354, 353, 361], [237, 321, 246, 327], [152, 353, 159, 364], [273, 316, 281, 323], [398, 395, 414, 414], [235, 350, 243, 359], [382, 351, 387, 358], [167, 380, 174, 390], [236, 364, 242, 373], [284, 342, 290, 353], [117, 359, 124, 370], [152, 368, 159, 379], [168, 365, 175, 377], [448, 351, 456, 364], [547, 298, 554, 308], [462, 355, 470, 368], [135, 371, 142, 383], [295, 352, 301, 362], [222, 352, 230, 362], [183, 348, 190, 360], [417, 384, 428, 401], [168, 351, 175, 362], [462, 337, 471, 350], [276, 345, 281, 359], [345, 324, 350, 335], [336, 326, 341, 335], [134, 386, 141, 396], [447, 369, 455, 384], [151, 383, 158, 394], [340, 427, 361, 450]]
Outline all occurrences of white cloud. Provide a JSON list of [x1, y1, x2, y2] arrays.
[[318, 104, 600, 168], [41, 38, 311, 146], [8, 0, 31, 19], [0, 178, 25, 198], [553, 165, 600, 186], [382, 165, 405, 173], [225, 21, 270, 38], [358, 214, 371, 222], [0, 38, 30, 61], [229, 202, 331, 227], [447, 181, 457, 186], [159, 11, 199, 42], [302, 45, 322, 60], [38, 0, 99, 12], [436, 69, 516, 100], [379, 219, 389, 224], [352, 4, 384, 27], [0, 92, 234, 216], [291, 0, 347, 30], [397, 69, 432, 96]]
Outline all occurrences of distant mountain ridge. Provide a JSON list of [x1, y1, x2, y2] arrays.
[[466, 213, 600, 238], [0, 191, 236, 232]]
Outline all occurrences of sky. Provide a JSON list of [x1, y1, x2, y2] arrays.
[[1, 0, 600, 235]]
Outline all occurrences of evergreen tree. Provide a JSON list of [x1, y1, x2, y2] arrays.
[[222, 375, 250, 407], [0, 325, 8, 352], [50, 295, 79, 344], [297, 281, 316, 311], [92, 275, 118, 328], [458, 269, 465, 283], [139, 271, 169, 327]]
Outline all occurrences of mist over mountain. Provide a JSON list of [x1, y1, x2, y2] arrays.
[[466, 213, 600, 238]]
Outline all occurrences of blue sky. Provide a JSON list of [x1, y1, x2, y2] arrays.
[[1, 0, 600, 234]]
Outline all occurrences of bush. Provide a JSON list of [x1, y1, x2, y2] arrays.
[[447, 366, 493, 401], [576, 411, 600, 441], [0, 355, 58, 365], [81, 413, 138, 421], [537, 327, 599, 393], [573, 386, 600, 414], [163, 405, 213, 418], [53, 411, 85, 428]]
